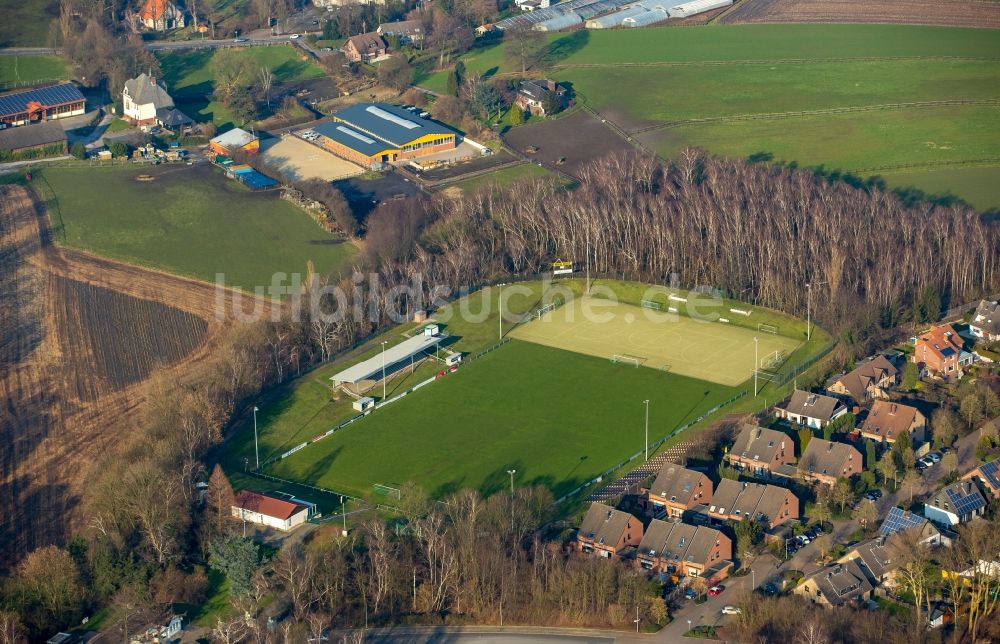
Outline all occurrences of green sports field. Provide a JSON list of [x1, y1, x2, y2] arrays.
[[423, 24, 1000, 208], [511, 297, 800, 386], [270, 339, 742, 499], [242, 280, 827, 501], [0, 55, 70, 86], [36, 164, 356, 289]]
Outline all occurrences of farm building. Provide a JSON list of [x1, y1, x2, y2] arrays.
[[585, 6, 647, 27], [623, 8, 668, 25], [0, 83, 86, 127], [210, 128, 260, 155], [377, 19, 424, 44], [313, 103, 456, 169], [497, 0, 632, 29], [667, 0, 732, 18], [533, 13, 584, 30], [231, 490, 311, 531], [122, 72, 182, 126], [0, 120, 68, 158]]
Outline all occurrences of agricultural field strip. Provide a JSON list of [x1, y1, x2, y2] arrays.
[[626, 98, 1000, 134], [550, 55, 1000, 69]]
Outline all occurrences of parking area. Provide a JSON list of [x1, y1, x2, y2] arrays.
[[260, 133, 364, 182]]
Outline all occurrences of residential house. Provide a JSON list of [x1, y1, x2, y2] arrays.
[[838, 538, 900, 593], [343, 32, 387, 63], [879, 506, 950, 546], [969, 300, 1000, 342], [798, 439, 864, 487], [913, 323, 973, 379], [961, 457, 1000, 497], [636, 519, 732, 580], [576, 502, 643, 560], [231, 490, 310, 531], [645, 464, 712, 519], [793, 559, 875, 607], [475, 23, 497, 36], [377, 20, 424, 44], [210, 128, 259, 156], [726, 424, 794, 477], [140, 0, 186, 31], [826, 354, 898, 403], [928, 602, 954, 629], [706, 479, 799, 529], [859, 400, 926, 445], [514, 79, 568, 116], [923, 479, 988, 527], [777, 390, 848, 429], [122, 73, 175, 126]]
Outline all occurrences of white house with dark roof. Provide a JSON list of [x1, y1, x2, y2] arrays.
[[777, 389, 848, 429], [122, 73, 176, 125], [970, 300, 1000, 342], [923, 480, 987, 527]]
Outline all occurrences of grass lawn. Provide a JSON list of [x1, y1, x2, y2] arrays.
[[270, 339, 742, 499], [0, 0, 57, 47], [156, 46, 324, 127], [0, 55, 70, 86], [420, 24, 1000, 210], [449, 162, 556, 194], [37, 164, 356, 289], [878, 165, 1000, 211], [642, 104, 1000, 176], [191, 569, 234, 627], [158, 46, 324, 96]]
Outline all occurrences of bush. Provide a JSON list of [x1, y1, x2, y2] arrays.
[[70, 142, 87, 160]]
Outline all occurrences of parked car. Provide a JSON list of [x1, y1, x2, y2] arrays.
[[289, 33, 301, 39], [917, 457, 934, 469], [722, 605, 742, 615], [761, 582, 779, 596], [796, 535, 811, 545], [708, 585, 725, 597], [927, 452, 942, 463], [684, 588, 698, 600], [864, 489, 883, 502], [233, 37, 249, 43]]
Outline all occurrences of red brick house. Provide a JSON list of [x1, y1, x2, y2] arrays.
[[799, 439, 864, 487], [707, 479, 799, 529], [913, 324, 971, 379], [344, 32, 387, 63], [645, 464, 713, 519], [826, 354, 898, 403], [726, 425, 794, 477], [576, 502, 643, 560], [859, 400, 926, 445], [636, 520, 732, 579]]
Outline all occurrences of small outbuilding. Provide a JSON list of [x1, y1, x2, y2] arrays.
[[232, 490, 311, 531], [210, 127, 260, 156]]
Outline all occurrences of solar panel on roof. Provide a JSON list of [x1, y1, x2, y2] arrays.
[[980, 459, 1000, 487], [0, 83, 85, 118], [947, 486, 984, 516], [879, 507, 925, 536], [366, 105, 420, 130], [337, 125, 376, 144]]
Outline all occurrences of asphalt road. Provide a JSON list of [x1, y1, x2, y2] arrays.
[[365, 633, 617, 644]]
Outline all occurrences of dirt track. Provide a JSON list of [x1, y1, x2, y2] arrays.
[[720, 0, 1000, 28], [0, 184, 282, 567]]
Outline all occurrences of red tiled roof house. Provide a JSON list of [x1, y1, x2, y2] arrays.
[[726, 425, 795, 477], [645, 464, 713, 519], [231, 490, 310, 531]]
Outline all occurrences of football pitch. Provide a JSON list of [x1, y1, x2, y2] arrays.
[[510, 297, 801, 386], [270, 340, 742, 499]]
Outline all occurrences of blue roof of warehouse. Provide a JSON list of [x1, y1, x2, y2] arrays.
[[314, 121, 395, 157], [333, 103, 452, 147]]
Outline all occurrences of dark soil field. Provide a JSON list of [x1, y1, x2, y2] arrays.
[[503, 110, 635, 179], [0, 184, 280, 570], [720, 0, 1000, 28]]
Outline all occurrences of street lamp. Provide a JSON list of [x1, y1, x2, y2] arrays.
[[340, 495, 347, 536], [507, 469, 516, 533], [253, 406, 260, 469], [753, 337, 759, 397], [643, 399, 650, 461], [499, 283, 503, 342], [634, 605, 641, 633], [806, 280, 827, 341], [381, 340, 388, 401]]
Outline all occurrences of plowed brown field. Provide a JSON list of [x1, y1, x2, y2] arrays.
[[720, 0, 1000, 28], [0, 185, 281, 567]]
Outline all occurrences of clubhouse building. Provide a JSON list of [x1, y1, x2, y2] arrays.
[[312, 103, 456, 168]]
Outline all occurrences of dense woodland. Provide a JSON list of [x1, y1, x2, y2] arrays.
[[2, 152, 999, 641]]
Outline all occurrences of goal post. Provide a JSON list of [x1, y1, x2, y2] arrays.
[[757, 323, 779, 335], [534, 302, 556, 319], [761, 349, 787, 369], [611, 354, 646, 368], [373, 484, 401, 500], [640, 299, 663, 311], [754, 369, 780, 382]]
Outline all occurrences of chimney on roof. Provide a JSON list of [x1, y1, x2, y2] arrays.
[[546, 79, 557, 92]]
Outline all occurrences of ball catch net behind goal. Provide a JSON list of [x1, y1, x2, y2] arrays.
[[611, 354, 647, 367], [757, 323, 779, 335], [373, 484, 401, 500]]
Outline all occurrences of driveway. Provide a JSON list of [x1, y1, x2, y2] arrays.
[[364, 630, 619, 644], [657, 555, 778, 641]]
